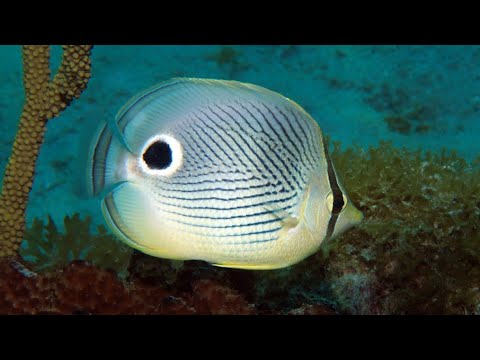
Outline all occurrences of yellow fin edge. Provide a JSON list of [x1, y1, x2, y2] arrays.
[[211, 262, 288, 270]]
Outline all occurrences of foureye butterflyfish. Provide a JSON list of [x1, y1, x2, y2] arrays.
[[87, 78, 363, 270]]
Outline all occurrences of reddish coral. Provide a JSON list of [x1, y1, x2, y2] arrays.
[[0, 258, 187, 315], [0, 258, 257, 315], [52, 261, 132, 314], [192, 279, 256, 315], [127, 251, 186, 287], [0, 254, 340, 315], [0, 257, 52, 314], [129, 282, 195, 315]]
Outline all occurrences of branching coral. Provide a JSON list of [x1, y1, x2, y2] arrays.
[[19, 214, 132, 278], [0, 45, 93, 257]]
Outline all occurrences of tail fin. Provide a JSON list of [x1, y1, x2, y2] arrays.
[[87, 122, 131, 198]]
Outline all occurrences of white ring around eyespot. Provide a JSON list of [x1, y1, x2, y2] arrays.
[[139, 134, 183, 177]]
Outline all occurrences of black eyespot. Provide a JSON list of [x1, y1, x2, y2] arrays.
[[143, 141, 172, 170]]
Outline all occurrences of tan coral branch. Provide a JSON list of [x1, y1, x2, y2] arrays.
[[44, 45, 92, 119], [0, 45, 93, 257]]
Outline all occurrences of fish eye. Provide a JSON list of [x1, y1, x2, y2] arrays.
[[140, 134, 183, 177], [326, 191, 348, 214]]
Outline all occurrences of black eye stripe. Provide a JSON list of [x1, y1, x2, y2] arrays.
[[322, 139, 344, 240], [332, 191, 345, 214]]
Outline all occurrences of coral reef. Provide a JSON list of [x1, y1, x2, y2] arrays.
[[250, 141, 480, 314], [128, 254, 256, 314], [1, 142, 478, 315], [127, 251, 185, 287], [192, 279, 255, 315], [0, 258, 256, 315], [0, 45, 93, 257], [287, 304, 337, 315]]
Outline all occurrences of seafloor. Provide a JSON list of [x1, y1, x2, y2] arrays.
[[0, 45, 479, 315]]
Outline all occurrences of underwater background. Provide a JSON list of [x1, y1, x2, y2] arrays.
[[0, 45, 479, 314]]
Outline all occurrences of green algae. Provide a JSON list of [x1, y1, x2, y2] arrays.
[[322, 141, 480, 314], [252, 141, 480, 314], [19, 214, 133, 278]]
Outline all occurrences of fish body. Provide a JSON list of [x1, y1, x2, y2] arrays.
[[88, 78, 362, 270]]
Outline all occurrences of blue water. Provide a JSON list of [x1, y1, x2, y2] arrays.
[[0, 45, 479, 229]]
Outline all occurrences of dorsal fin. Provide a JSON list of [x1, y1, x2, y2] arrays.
[[112, 77, 300, 155]]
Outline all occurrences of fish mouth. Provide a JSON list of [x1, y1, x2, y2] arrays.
[[351, 205, 364, 224]]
